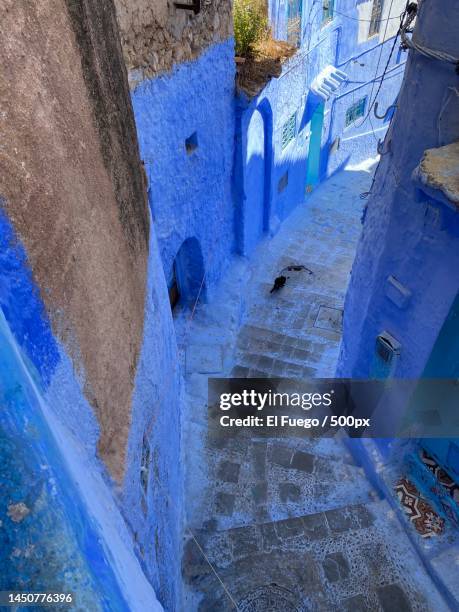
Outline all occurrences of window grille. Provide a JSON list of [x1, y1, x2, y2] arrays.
[[322, 0, 334, 24], [345, 97, 367, 126], [281, 112, 297, 150], [368, 0, 384, 37], [287, 0, 302, 47]]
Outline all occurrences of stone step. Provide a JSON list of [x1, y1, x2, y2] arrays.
[[236, 331, 326, 365], [197, 439, 376, 532], [183, 500, 448, 612], [231, 355, 317, 379], [236, 323, 330, 353]]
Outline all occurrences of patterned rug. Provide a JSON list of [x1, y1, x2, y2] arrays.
[[394, 478, 445, 537]]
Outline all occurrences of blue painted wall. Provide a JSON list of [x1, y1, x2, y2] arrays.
[[122, 223, 182, 609], [0, 203, 59, 385], [0, 202, 182, 608], [0, 312, 128, 611], [336, 0, 459, 380], [336, 0, 459, 577], [131, 40, 236, 299], [236, 0, 406, 255]]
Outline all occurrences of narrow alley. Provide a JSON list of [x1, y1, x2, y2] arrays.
[[180, 160, 448, 611]]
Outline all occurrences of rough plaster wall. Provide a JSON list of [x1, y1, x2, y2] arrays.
[[123, 224, 182, 609], [0, 0, 149, 482], [337, 0, 459, 378], [132, 40, 236, 294], [114, 0, 233, 79]]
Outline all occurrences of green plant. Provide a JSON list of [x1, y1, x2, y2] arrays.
[[233, 0, 269, 57]]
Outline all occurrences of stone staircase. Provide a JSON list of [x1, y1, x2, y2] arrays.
[[180, 299, 450, 610], [179, 168, 451, 610], [182, 426, 448, 611]]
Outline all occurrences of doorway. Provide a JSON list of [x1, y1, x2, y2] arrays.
[[171, 237, 206, 309], [306, 102, 325, 193], [244, 109, 266, 255], [420, 292, 459, 482]]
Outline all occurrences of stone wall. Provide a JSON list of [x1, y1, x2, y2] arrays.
[[115, 0, 233, 79], [0, 0, 149, 483]]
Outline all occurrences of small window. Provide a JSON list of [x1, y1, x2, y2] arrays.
[[140, 434, 150, 494], [169, 262, 180, 311], [278, 171, 289, 193], [322, 0, 334, 24], [368, 0, 384, 37], [185, 132, 198, 154], [287, 0, 302, 47], [329, 136, 340, 154], [345, 97, 367, 127], [281, 112, 297, 150]]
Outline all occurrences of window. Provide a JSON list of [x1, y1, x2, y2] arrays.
[[281, 112, 297, 150], [278, 171, 289, 193], [140, 434, 150, 494], [185, 131, 198, 154], [287, 0, 302, 47], [322, 0, 334, 24], [368, 0, 384, 37], [345, 97, 367, 126]]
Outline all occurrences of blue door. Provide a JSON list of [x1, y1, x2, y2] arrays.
[[421, 292, 459, 482], [306, 103, 324, 193]]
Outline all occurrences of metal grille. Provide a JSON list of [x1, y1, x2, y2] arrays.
[[287, 0, 302, 46], [322, 0, 334, 23], [287, 16, 301, 46], [281, 112, 297, 149], [345, 97, 367, 126], [369, 0, 384, 37]]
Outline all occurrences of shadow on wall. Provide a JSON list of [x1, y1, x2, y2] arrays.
[[170, 237, 206, 308], [237, 93, 337, 256], [236, 98, 274, 257]]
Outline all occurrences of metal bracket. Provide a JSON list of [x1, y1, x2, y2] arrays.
[[374, 101, 397, 120], [174, 0, 201, 14]]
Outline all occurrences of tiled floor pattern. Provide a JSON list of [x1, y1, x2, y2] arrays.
[[181, 164, 449, 611], [421, 450, 459, 505], [394, 478, 445, 538]]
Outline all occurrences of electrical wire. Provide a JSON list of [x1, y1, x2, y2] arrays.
[[352, 0, 402, 129], [400, 3, 459, 69], [332, 7, 401, 23]]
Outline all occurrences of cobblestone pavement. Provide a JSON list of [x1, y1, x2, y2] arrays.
[[179, 162, 449, 611]]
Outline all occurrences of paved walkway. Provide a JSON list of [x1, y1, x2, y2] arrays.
[[179, 161, 448, 611]]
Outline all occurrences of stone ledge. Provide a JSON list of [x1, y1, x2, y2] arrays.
[[414, 141, 459, 209]]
